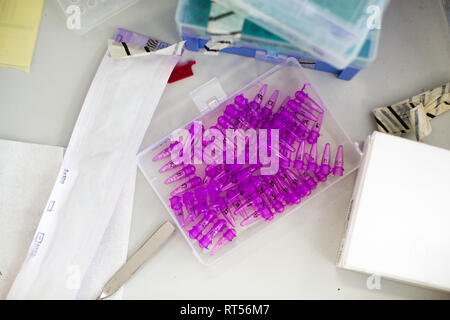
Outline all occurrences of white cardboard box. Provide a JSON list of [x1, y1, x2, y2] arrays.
[[337, 131, 450, 293]]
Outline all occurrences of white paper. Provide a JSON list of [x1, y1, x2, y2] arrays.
[[0, 140, 136, 300], [0, 140, 64, 299], [77, 166, 137, 300], [7, 51, 181, 299], [339, 132, 450, 292]]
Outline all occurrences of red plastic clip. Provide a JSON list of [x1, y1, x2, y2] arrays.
[[168, 60, 196, 83]]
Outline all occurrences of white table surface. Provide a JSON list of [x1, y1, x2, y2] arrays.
[[1, 0, 449, 299]]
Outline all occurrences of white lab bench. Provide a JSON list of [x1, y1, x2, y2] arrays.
[[0, 0, 449, 299]]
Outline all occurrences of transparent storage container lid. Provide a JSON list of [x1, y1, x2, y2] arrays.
[[216, 0, 389, 69], [137, 58, 362, 265]]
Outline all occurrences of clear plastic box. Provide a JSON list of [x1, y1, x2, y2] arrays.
[[137, 58, 362, 265], [175, 0, 382, 80], [57, 0, 140, 34], [215, 0, 389, 69]]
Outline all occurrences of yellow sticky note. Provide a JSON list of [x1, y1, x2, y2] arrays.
[[0, 0, 45, 72]]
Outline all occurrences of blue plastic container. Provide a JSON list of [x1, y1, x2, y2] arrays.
[[175, 0, 382, 80], [216, 0, 389, 69]]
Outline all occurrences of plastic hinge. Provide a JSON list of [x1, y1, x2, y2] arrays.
[[189, 77, 227, 113], [255, 50, 289, 64]]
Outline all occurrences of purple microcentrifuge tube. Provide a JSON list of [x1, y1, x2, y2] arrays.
[[182, 192, 197, 223], [261, 90, 279, 120], [240, 206, 273, 226], [293, 140, 306, 172], [164, 165, 196, 184], [262, 96, 289, 129], [270, 116, 296, 152], [254, 84, 268, 105], [240, 210, 262, 226], [194, 186, 209, 217], [228, 182, 258, 207], [262, 175, 288, 204], [274, 174, 294, 203], [233, 194, 264, 218], [220, 166, 257, 192], [255, 178, 284, 213], [210, 228, 236, 255], [215, 197, 236, 227], [189, 210, 217, 240], [286, 99, 318, 133], [316, 143, 331, 182], [287, 100, 318, 123], [306, 143, 318, 174], [152, 141, 180, 162], [159, 158, 184, 173], [332, 145, 344, 176], [307, 113, 323, 145], [302, 173, 318, 191], [169, 196, 186, 227], [246, 84, 268, 121], [276, 174, 301, 205], [269, 175, 290, 205], [199, 219, 227, 249], [227, 189, 250, 216], [170, 176, 203, 196], [281, 169, 309, 198], [295, 85, 324, 114], [279, 147, 292, 168]]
